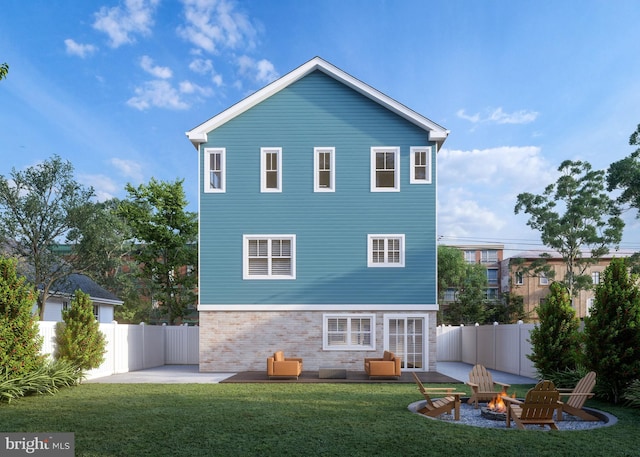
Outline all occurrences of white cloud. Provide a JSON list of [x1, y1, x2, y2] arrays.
[[457, 107, 539, 125], [126, 80, 189, 110], [140, 55, 172, 79], [110, 158, 144, 182], [237, 55, 278, 84], [64, 39, 97, 58], [189, 57, 223, 86], [93, 0, 159, 48], [79, 173, 119, 201], [178, 0, 257, 53], [179, 80, 213, 97]]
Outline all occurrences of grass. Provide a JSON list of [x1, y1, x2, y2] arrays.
[[1, 382, 640, 457]]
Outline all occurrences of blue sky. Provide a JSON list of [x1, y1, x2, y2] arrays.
[[2, 0, 640, 255]]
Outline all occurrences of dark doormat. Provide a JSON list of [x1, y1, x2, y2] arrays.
[[220, 370, 460, 384]]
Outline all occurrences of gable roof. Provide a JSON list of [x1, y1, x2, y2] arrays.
[[51, 273, 123, 306], [186, 56, 449, 149]]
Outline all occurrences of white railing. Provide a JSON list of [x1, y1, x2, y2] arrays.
[[437, 323, 537, 378], [38, 322, 199, 380]]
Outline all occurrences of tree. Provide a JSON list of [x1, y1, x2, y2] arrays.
[[527, 282, 582, 380], [118, 178, 198, 324], [515, 160, 624, 298], [0, 155, 95, 320], [583, 258, 640, 403], [437, 245, 467, 300], [0, 257, 44, 378], [0, 63, 8, 81], [442, 262, 488, 325], [55, 290, 106, 370], [607, 124, 640, 216]]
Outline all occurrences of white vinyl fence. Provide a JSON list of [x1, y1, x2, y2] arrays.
[[437, 323, 537, 379], [38, 322, 199, 380]]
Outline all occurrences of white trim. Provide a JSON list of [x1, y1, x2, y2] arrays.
[[197, 304, 439, 311], [185, 57, 449, 149], [313, 147, 335, 192], [260, 147, 282, 192], [383, 313, 429, 371], [370, 147, 400, 192], [409, 146, 432, 184], [323, 313, 376, 351], [204, 147, 226, 193], [243, 234, 296, 279], [368, 234, 405, 267]]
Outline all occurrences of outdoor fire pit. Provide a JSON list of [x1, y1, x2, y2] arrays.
[[480, 394, 512, 421]]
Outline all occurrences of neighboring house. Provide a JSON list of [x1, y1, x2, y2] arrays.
[[501, 250, 635, 320], [35, 273, 123, 323], [186, 57, 449, 372], [441, 244, 504, 303]]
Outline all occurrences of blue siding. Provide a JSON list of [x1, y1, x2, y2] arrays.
[[199, 70, 437, 305]]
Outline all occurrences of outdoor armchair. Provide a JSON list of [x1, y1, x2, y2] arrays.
[[364, 351, 401, 379], [267, 351, 303, 379]]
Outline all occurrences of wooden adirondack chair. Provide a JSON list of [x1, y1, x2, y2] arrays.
[[503, 380, 562, 430], [557, 371, 598, 421], [466, 364, 511, 408], [412, 372, 464, 420]]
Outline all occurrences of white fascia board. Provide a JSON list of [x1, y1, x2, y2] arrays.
[[197, 303, 439, 312], [185, 56, 449, 148]]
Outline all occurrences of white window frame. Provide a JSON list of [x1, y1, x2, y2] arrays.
[[515, 271, 524, 285], [261, 147, 282, 192], [314, 147, 335, 192], [243, 234, 296, 280], [539, 273, 549, 285], [592, 271, 601, 285], [204, 148, 226, 193], [487, 268, 498, 285], [323, 313, 375, 350], [370, 147, 400, 192], [367, 234, 405, 267], [410, 146, 432, 184]]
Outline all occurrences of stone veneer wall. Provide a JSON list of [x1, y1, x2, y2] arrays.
[[199, 310, 438, 372]]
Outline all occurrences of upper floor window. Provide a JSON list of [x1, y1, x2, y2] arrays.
[[410, 147, 432, 184], [539, 273, 549, 285], [204, 148, 226, 193], [487, 268, 498, 285], [371, 147, 400, 192], [368, 234, 405, 267], [514, 271, 524, 285], [481, 250, 498, 263], [314, 147, 335, 192], [464, 250, 476, 263], [93, 305, 99, 321], [261, 147, 282, 192], [243, 235, 296, 279], [592, 271, 601, 285]]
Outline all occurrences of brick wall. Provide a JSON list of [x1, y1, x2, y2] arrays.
[[199, 310, 438, 372]]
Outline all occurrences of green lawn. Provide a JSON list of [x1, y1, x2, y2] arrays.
[[1, 383, 639, 457]]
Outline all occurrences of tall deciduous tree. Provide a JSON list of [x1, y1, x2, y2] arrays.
[[584, 257, 640, 403], [118, 178, 197, 324], [0, 155, 95, 320], [515, 160, 624, 298], [437, 245, 467, 300], [0, 63, 8, 80], [607, 124, 640, 216]]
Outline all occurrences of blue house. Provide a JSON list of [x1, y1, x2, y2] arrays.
[[186, 57, 449, 373]]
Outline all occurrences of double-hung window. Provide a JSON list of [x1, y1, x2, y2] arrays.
[[314, 147, 335, 192], [410, 147, 431, 184], [323, 314, 375, 350], [368, 234, 405, 267], [371, 147, 400, 191], [261, 147, 282, 192], [204, 148, 225, 193], [243, 235, 296, 279]]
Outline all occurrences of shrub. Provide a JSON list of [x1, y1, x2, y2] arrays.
[[527, 282, 582, 379], [623, 380, 640, 408], [0, 257, 45, 378], [0, 359, 83, 402], [584, 257, 640, 403], [55, 290, 106, 371]]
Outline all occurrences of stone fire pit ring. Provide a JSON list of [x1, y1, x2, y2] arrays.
[[408, 397, 617, 430]]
